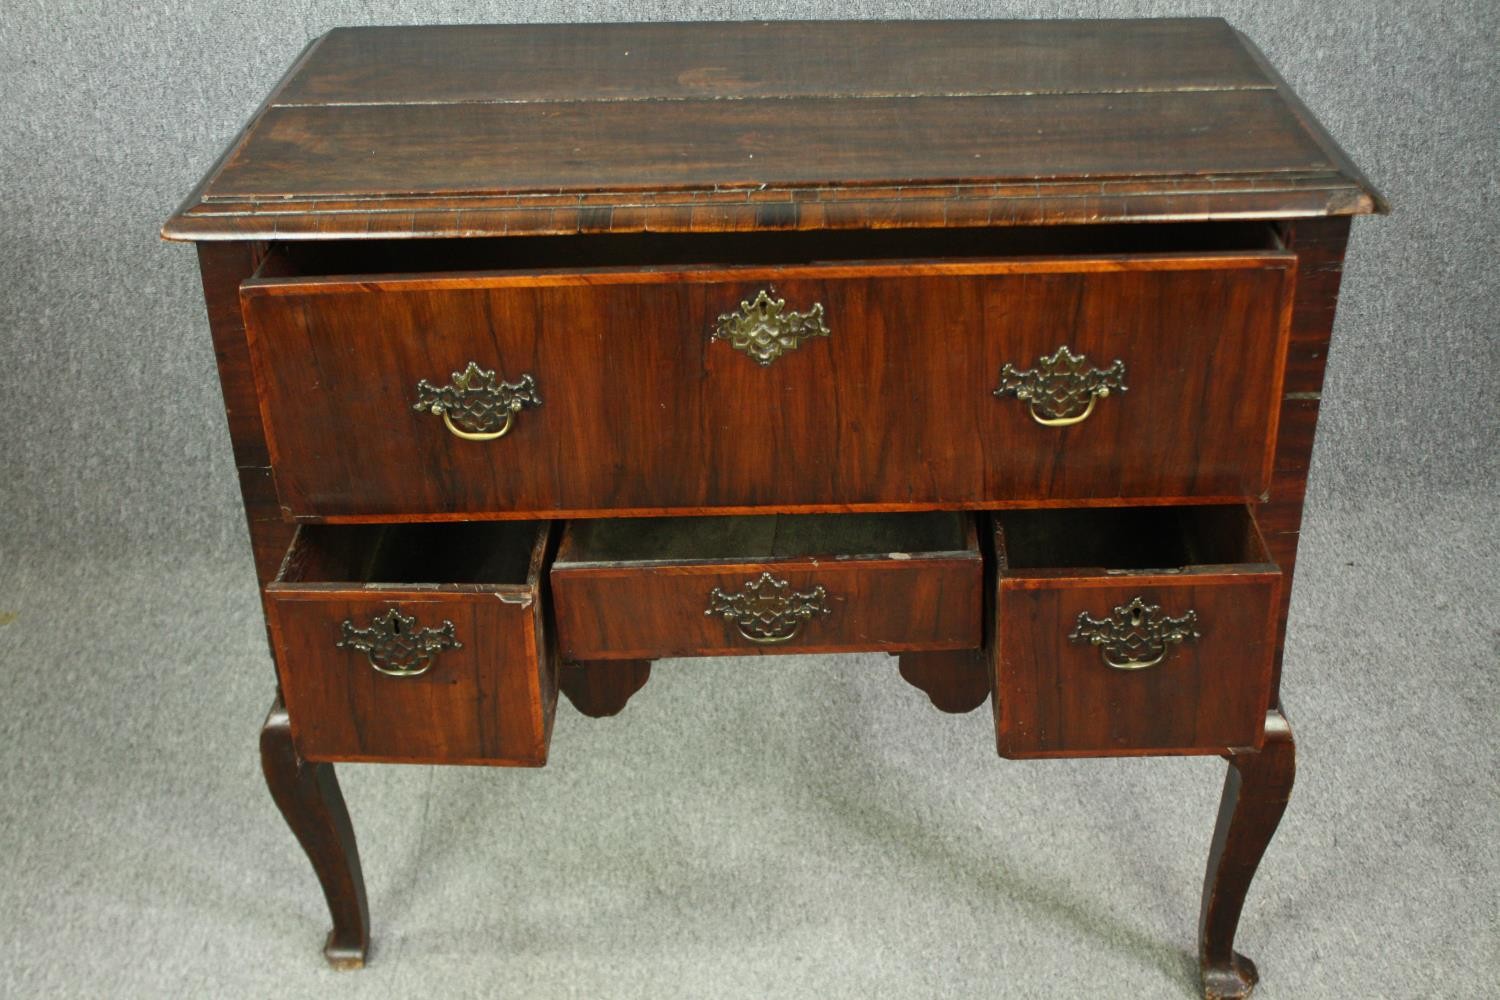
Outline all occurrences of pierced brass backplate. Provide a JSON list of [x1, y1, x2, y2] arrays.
[[414, 362, 541, 441], [336, 608, 462, 678], [1068, 596, 1199, 671], [712, 289, 830, 365], [706, 571, 831, 644], [994, 345, 1127, 426]]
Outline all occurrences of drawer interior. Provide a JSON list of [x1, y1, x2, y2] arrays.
[[555, 511, 975, 567], [994, 505, 1272, 573], [277, 522, 545, 586], [255, 221, 1282, 280]]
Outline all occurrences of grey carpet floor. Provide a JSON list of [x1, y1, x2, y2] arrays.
[[0, 492, 1495, 999]]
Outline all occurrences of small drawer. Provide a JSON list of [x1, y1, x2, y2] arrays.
[[265, 521, 557, 766], [550, 512, 982, 660], [991, 506, 1280, 758]]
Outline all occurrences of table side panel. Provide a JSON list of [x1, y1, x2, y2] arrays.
[[1260, 217, 1353, 702]]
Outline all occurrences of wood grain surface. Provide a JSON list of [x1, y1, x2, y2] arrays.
[[273, 20, 1273, 104], [241, 250, 1294, 519], [161, 20, 1383, 240], [1259, 217, 1353, 705], [265, 523, 557, 765], [550, 514, 983, 660], [991, 507, 1281, 758]]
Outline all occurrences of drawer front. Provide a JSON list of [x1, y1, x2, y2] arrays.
[[991, 507, 1280, 757], [554, 558, 980, 660], [550, 513, 983, 660], [269, 593, 554, 765], [242, 254, 1294, 519], [265, 527, 557, 765]]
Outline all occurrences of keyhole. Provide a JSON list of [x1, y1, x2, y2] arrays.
[[1129, 607, 1143, 626], [391, 617, 402, 634]]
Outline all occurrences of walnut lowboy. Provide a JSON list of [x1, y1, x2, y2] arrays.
[[230, 237, 1316, 998], [169, 18, 1383, 999]]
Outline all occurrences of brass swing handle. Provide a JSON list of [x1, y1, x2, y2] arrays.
[[336, 608, 462, 678], [1068, 596, 1199, 671], [706, 571, 832, 644], [994, 345, 1126, 427], [414, 362, 541, 441]]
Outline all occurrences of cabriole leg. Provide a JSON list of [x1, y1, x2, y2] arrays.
[[1199, 709, 1296, 999], [260, 697, 370, 969]]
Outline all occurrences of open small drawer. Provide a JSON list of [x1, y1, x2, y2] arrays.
[[265, 522, 557, 766], [550, 512, 982, 660], [991, 506, 1281, 758]]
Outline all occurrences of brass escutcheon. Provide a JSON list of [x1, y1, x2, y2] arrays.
[[336, 608, 462, 678], [994, 345, 1126, 426], [1068, 596, 1199, 670], [414, 362, 540, 441], [711, 289, 830, 365], [705, 571, 831, 644]]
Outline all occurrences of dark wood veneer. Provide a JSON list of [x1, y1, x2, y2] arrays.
[[274, 20, 1273, 105], [212, 92, 1331, 202], [1262, 217, 1353, 701], [550, 513, 983, 661], [161, 20, 1381, 241], [265, 522, 557, 765], [991, 507, 1281, 757], [242, 250, 1294, 519]]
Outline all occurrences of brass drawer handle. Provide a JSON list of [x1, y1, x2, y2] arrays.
[[413, 362, 541, 441], [994, 345, 1126, 427], [336, 608, 462, 678], [1068, 596, 1199, 671], [712, 289, 830, 366], [706, 571, 831, 644]]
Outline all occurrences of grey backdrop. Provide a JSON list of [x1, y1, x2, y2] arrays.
[[1, 2, 1495, 998]]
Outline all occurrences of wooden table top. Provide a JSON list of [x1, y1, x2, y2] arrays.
[[163, 19, 1384, 241]]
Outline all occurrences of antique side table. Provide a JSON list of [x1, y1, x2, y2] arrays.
[[164, 20, 1382, 998]]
